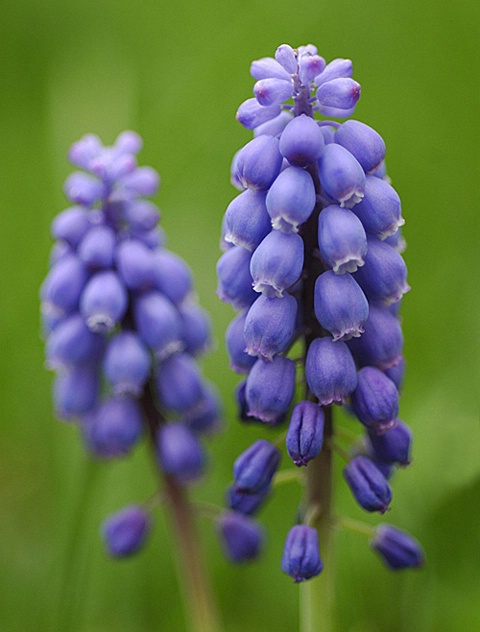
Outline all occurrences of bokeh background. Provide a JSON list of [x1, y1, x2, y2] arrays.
[[1, 0, 479, 630]]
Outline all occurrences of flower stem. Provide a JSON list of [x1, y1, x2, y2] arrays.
[[141, 382, 222, 632], [300, 406, 335, 632]]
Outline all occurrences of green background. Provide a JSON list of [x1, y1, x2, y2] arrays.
[[1, 0, 479, 630]]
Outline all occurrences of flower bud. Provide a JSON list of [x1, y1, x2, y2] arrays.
[[351, 366, 399, 433], [64, 172, 103, 205], [318, 205, 367, 274], [80, 270, 128, 333], [281, 525, 323, 582], [236, 98, 281, 129], [178, 303, 212, 356], [318, 144, 365, 208], [250, 230, 304, 297], [368, 419, 412, 465], [134, 291, 183, 358], [343, 455, 392, 513], [103, 332, 151, 396], [151, 249, 193, 305], [51, 206, 91, 248], [234, 135, 283, 190], [233, 439, 281, 493], [41, 254, 88, 315], [217, 512, 263, 563], [224, 189, 271, 251], [102, 505, 151, 558], [314, 58, 353, 87], [371, 524, 425, 570], [155, 352, 206, 413], [115, 239, 155, 291], [254, 78, 294, 106], [335, 120, 386, 174], [244, 294, 298, 360], [53, 364, 99, 419], [286, 401, 325, 466], [225, 311, 257, 374], [274, 44, 297, 74], [156, 423, 205, 483], [305, 337, 357, 406], [316, 78, 361, 112], [279, 114, 325, 167], [227, 484, 270, 516], [46, 313, 103, 368], [216, 246, 257, 309], [266, 166, 316, 233], [245, 355, 296, 423], [77, 225, 116, 270], [352, 176, 404, 240]]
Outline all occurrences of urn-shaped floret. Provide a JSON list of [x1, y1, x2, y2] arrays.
[[233, 439, 281, 493], [217, 512, 263, 563], [286, 401, 325, 466], [102, 505, 151, 558], [281, 525, 323, 582], [305, 337, 357, 406], [371, 524, 425, 570], [245, 355, 296, 423], [343, 455, 392, 513]]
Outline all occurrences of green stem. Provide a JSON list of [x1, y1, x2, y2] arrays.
[[300, 406, 335, 632], [141, 382, 222, 632]]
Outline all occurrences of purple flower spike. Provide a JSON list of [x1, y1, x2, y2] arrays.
[[234, 136, 283, 191], [266, 166, 316, 233], [351, 366, 399, 433], [102, 505, 151, 558], [314, 270, 369, 341], [343, 455, 392, 513], [236, 98, 281, 130], [80, 270, 128, 333], [224, 189, 271, 251], [244, 294, 298, 361], [318, 205, 367, 274], [305, 337, 357, 406], [217, 512, 263, 563], [279, 114, 325, 167], [354, 237, 410, 306], [352, 176, 404, 240], [318, 144, 366, 209], [83, 396, 143, 458], [371, 524, 425, 570], [335, 120, 386, 174], [286, 401, 325, 466], [281, 525, 323, 582], [245, 355, 296, 423], [250, 230, 304, 297], [233, 439, 281, 494], [156, 423, 205, 483], [317, 78, 361, 112], [368, 419, 412, 466]]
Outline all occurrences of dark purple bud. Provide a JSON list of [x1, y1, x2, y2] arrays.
[[134, 291, 183, 358], [305, 337, 357, 406], [371, 524, 425, 570], [352, 176, 404, 240], [46, 313, 103, 368], [80, 270, 128, 333], [316, 78, 361, 112], [245, 355, 296, 423], [318, 144, 365, 209], [234, 136, 283, 190], [216, 246, 257, 309], [314, 58, 353, 87], [53, 364, 99, 419], [314, 271, 369, 341], [102, 505, 151, 558], [279, 114, 325, 167], [286, 401, 325, 466], [227, 483, 270, 516], [343, 455, 392, 513], [115, 239, 155, 291], [178, 303, 211, 356], [50, 206, 91, 248], [236, 98, 281, 129], [254, 78, 294, 106], [281, 525, 323, 582], [384, 357, 406, 390], [183, 385, 222, 436], [78, 225, 116, 270], [64, 172, 104, 205], [156, 423, 205, 483], [224, 189, 271, 251], [103, 332, 151, 396], [368, 419, 412, 465], [225, 311, 257, 374], [266, 166, 316, 233], [348, 305, 404, 370], [351, 366, 399, 433], [83, 396, 143, 458], [217, 512, 263, 563], [151, 249, 193, 305], [354, 237, 410, 306], [233, 439, 281, 493], [250, 230, 304, 297], [155, 353, 206, 413], [318, 205, 367, 274], [41, 254, 88, 315], [335, 120, 386, 174], [236, 380, 282, 425], [244, 294, 298, 361]]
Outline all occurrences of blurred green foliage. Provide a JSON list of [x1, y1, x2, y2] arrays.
[[0, 0, 479, 630]]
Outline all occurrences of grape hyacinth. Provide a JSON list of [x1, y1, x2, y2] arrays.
[[218, 43, 424, 597], [41, 133, 223, 630]]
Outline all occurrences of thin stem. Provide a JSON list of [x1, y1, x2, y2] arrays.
[[334, 515, 375, 538], [141, 382, 221, 632], [274, 468, 304, 487]]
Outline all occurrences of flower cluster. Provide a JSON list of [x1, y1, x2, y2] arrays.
[[218, 44, 424, 575], [41, 132, 219, 557]]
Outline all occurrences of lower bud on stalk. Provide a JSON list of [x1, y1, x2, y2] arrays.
[[281, 525, 323, 582], [102, 505, 151, 558], [371, 525, 425, 570]]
